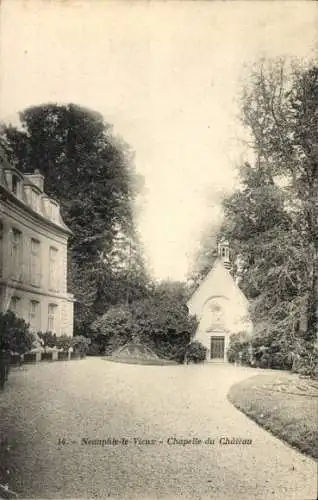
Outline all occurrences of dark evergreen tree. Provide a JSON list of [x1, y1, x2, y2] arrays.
[[0, 104, 149, 332]]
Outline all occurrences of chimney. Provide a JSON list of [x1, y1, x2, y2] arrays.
[[24, 169, 44, 191], [217, 239, 231, 270]]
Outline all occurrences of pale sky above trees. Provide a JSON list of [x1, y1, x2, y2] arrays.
[[0, 0, 316, 280]]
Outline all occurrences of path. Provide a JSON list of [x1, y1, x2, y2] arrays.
[[0, 359, 316, 499]]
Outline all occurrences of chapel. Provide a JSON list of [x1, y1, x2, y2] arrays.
[[187, 240, 252, 361]]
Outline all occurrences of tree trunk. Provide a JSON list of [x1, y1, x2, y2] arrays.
[[306, 242, 318, 341]]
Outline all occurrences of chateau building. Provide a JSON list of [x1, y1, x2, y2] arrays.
[[187, 240, 252, 362], [0, 151, 74, 336]]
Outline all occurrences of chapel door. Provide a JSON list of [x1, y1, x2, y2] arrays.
[[210, 336, 225, 360]]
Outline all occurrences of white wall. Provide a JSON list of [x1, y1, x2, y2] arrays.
[[188, 260, 253, 361], [0, 198, 74, 336]]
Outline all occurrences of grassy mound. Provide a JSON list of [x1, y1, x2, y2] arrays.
[[227, 372, 318, 459], [103, 356, 177, 366], [104, 343, 178, 365]]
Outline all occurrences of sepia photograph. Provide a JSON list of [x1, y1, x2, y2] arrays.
[[0, 1, 317, 499]]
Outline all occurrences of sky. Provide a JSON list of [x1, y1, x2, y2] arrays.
[[0, 0, 317, 280]]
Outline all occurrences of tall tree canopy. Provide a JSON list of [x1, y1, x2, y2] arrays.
[[187, 223, 220, 290], [0, 103, 149, 332], [191, 59, 317, 344], [225, 59, 317, 341]]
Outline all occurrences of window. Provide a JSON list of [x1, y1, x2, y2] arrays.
[[12, 175, 20, 197], [30, 239, 41, 287], [49, 247, 58, 291], [29, 300, 40, 330], [31, 190, 39, 212], [45, 202, 52, 219], [50, 202, 58, 222], [9, 296, 20, 315], [47, 304, 57, 332], [11, 229, 22, 280]]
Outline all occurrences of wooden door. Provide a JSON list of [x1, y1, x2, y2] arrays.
[[210, 336, 225, 360]]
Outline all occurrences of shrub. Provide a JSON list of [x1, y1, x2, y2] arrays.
[[36, 332, 91, 357], [291, 339, 318, 378], [227, 333, 252, 365], [270, 350, 293, 370], [227, 334, 242, 363], [90, 298, 197, 361], [258, 352, 271, 368], [90, 305, 133, 353], [87, 342, 103, 356], [186, 341, 207, 364], [55, 335, 73, 351], [129, 298, 196, 362], [38, 331, 58, 348], [71, 335, 91, 356], [0, 311, 34, 354], [251, 327, 297, 370], [228, 327, 317, 374]]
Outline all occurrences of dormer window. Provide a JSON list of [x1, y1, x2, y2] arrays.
[[12, 174, 21, 198], [42, 196, 61, 225], [50, 201, 58, 222], [12, 175, 18, 194], [31, 189, 39, 212]]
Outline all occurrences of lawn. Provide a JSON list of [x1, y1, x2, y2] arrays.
[[227, 371, 318, 459]]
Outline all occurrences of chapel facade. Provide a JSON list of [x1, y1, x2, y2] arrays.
[[187, 240, 252, 362]]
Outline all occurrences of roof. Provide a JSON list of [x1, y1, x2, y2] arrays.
[[187, 258, 249, 316], [0, 156, 72, 236]]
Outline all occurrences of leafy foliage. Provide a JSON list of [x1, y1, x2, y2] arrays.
[[90, 281, 198, 361], [291, 339, 318, 378], [0, 311, 34, 354], [187, 223, 220, 290], [192, 59, 317, 375], [226, 334, 251, 365], [227, 332, 318, 377], [237, 60, 317, 340], [186, 341, 207, 364], [37, 332, 91, 354], [0, 104, 148, 332], [91, 305, 133, 354]]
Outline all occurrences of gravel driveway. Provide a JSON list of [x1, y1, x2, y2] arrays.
[[0, 358, 316, 499]]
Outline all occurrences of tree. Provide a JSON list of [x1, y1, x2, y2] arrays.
[[187, 223, 220, 290], [192, 58, 317, 359], [94, 227, 151, 313], [0, 104, 146, 332], [150, 279, 191, 305], [239, 59, 317, 340]]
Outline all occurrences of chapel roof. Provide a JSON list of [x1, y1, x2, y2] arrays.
[[187, 257, 249, 315]]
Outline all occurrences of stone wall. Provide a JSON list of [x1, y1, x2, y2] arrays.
[[0, 194, 74, 336]]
